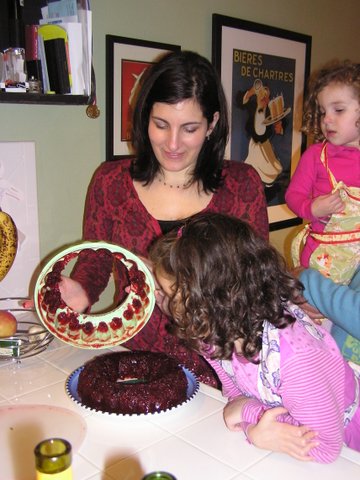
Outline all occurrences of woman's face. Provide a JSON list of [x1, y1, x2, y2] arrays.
[[148, 99, 219, 174]]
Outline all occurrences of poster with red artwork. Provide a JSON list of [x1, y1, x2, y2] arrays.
[[106, 35, 180, 160], [120, 59, 152, 142]]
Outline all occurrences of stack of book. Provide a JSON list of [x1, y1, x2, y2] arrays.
[[24, 0, 92, 96]]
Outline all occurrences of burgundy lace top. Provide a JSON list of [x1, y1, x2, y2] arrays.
[[71, 158, 269, 387]]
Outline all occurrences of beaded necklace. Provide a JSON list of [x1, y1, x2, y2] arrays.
[[155, 175, 193, 189]]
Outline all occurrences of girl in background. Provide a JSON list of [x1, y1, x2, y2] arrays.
[[286, 60, 360, 362], [150, 212, 360, 464], [286, 60, 360, 283]]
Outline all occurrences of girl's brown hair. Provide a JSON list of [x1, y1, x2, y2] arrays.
[[150, 212, 303, 362], [302, 60, 360, 142]]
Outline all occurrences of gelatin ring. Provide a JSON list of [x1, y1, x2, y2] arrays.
[[34, 241, 155, 349]]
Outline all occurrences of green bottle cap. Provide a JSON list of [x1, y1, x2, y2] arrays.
[[142, 472, 177, 480], [34, 438, 72, 474]]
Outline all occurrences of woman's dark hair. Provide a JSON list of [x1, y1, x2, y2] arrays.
[[303, 59, 360, 141], [130, 50, 229, 192], [150, 212, 303, 362]]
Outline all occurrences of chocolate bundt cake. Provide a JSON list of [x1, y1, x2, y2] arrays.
[[77, 351, 188, 414]]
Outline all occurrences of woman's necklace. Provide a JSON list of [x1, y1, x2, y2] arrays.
[[155, 174, 193, 190]]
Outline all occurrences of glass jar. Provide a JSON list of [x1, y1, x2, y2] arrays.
[[3, 47, 27, 85], [34, 438, 72, 479], [0, 53, 4, 83]]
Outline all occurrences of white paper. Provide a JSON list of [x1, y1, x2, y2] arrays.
[[39, 15, 79, 25], [0, 142, 40, 299], [48, 0, 78, 19], [78, 8, 92, 96], [58, 22, 86, 94], [39, 10, 92, 96]]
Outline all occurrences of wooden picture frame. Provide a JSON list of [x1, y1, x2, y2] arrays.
[[106, 35, 180, 161], [212, 14, 312, 230]]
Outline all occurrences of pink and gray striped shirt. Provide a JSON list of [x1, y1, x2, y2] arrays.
[[206, 319, 360, 463]]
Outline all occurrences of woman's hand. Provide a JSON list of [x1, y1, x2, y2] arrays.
[[58, 276, 90, 312], [247, 407, 319, 462], [22, 276, 90, 313], [22, 298, 35, 309]]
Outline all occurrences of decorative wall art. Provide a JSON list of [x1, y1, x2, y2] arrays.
[[212, 14, 311, 230], [106, 35, 180, 160]]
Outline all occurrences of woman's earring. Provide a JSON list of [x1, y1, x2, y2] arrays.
[[206, 133, 211, 141]]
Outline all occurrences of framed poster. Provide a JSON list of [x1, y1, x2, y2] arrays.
[[212, 14, 311, 230], [106, 35, 180, 161]]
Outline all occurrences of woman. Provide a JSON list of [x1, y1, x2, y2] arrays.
[[61, 50, 269, 386]]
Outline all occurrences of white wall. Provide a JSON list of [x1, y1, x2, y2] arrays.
[[0, 0, 359, 263]]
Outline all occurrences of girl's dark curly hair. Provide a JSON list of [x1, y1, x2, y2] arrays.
[[150, 212, 304, 363], [302, 59, 360, 142], [130, 50, 229, 192]]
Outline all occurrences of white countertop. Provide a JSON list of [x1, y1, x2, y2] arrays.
[[1, 334, 360, 480]]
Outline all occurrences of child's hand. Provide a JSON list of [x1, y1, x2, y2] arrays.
[[223, 396, 251, 430], [247, 407, 319, 461], [311, 191, 344, 218]]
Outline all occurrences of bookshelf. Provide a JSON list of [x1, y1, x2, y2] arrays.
[[1, 0, 92, 106], [0, 92, 91, 105]]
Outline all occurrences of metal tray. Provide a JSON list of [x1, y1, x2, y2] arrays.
[[0, 298, 54, 361]]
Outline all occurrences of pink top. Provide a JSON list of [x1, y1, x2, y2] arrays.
[[285, 142, 360, 266], [206, 319, 360, 463]]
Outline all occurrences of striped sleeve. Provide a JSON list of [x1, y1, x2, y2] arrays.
[[279, 348, 345, 463], [206, 357, 265, 424]]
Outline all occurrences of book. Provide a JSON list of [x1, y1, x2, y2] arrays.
[[37, 34, 51, 93], [38, 24, 72, 86], [44, 38, 71, 94], [25, 24, 44, 88], [25, 25, 39, 61], [26, 59, 43, 85], [60, 22, 85, 94], [78, 8, 92, 96], [38, 10, 91, 96], [39, 21, 85, 94]]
